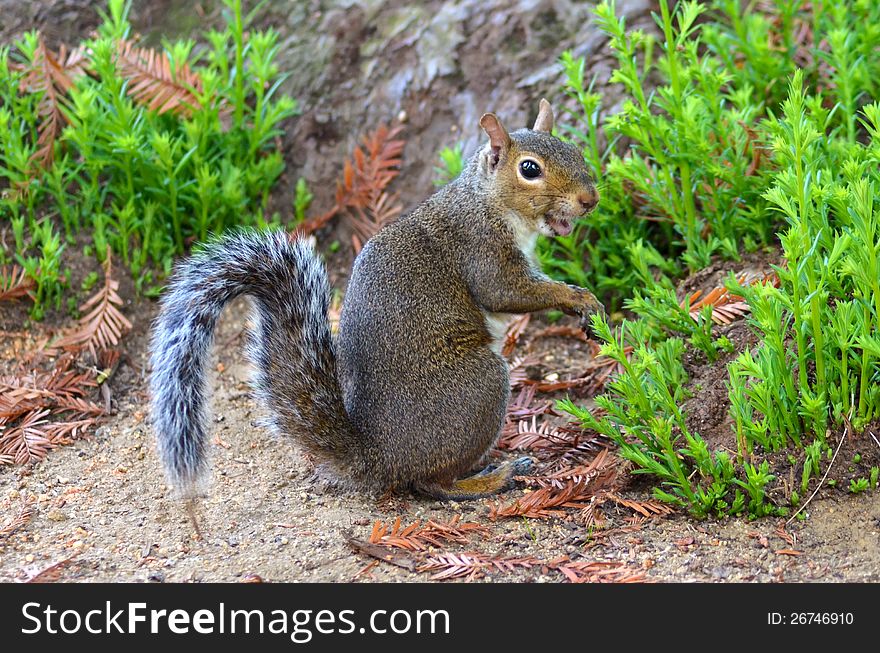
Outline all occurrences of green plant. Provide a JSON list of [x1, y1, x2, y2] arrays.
[[433, 143, 463, 186], [559, 315, 747, 518], [557, 0, 880, 519], [849, 478, 869, 494], [730, 76, 880, 444], [12, 218, 66, 320], [547, 0, 879, 298], [735, 460, 781, 518], [800, 440, 823, 494], [622, 244, 722, 360], [292, 178, 313, 225], [520, 517, 539, 544], [0, 0, 297, 316]]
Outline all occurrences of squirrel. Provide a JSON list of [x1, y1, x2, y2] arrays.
[[149, 99, 603, 501]]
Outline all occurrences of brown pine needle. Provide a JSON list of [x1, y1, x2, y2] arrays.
[[300, 123, 405, 244], [498, 414, 606, 463], [345, 533, 421, 572], [502, 314, 531, 357], [532, 325, 589, 342], [501, 390, 555, 437], [25, 553, 81, 583], [500, 415, 573, 452], [0, 497, 36, 538], [418, 552, 526, 581], [681, 271, 779, 325], [0, 354, 104, 465], [367, 516, 489, 551], [507, 355, 538, 390], [115, 39, 204, 116], [417, 552, 644, 583], [53, 249, 132, 359], [604, 492, 676, 518], [0, 265, 35, 303], [0, 409, 56, 465], [16, 35, 82, 171], [0, 355, 100, 418], [774, 549, 803, 556], [490, 449, 620, 520]]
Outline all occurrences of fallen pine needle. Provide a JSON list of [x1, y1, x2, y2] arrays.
[[25, 553, 80, 583], [344, 533, 420, 572]]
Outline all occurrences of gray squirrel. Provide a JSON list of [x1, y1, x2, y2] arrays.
[[149, 99, 602, 500]]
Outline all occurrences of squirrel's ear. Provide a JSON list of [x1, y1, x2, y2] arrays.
[[533, 98, 554, 133], [479, 112, 511, 169]]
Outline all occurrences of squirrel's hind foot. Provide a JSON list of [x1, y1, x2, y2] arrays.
[[415, 456, 535, 501]]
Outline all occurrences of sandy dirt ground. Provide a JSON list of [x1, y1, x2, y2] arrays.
[[2, 295, 879, 583]]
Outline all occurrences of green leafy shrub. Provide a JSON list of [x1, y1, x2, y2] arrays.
[[0, 0, 296, 309], [558, 1, 880, 518], [729, 76, 880, 447], [561, 315, 784, 519]]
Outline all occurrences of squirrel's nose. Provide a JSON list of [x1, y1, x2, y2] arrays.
[[577, 190, 599, 213]]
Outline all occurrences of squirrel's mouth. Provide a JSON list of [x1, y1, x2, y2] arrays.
[[545, 216, 573, 237]]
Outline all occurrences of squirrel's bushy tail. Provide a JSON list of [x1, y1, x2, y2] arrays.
[[149, 229, 365, 498]]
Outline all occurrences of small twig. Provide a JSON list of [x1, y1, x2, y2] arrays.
[[344, 532, 420, 572], [786, 422, 847, 526], [186, 499, 203, 539], [212, 434, 231, 449]]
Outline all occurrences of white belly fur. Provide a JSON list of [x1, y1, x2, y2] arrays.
[[483, 311, 512, 355], [483, 211, 539, 355], [508, 211, 539, 268]]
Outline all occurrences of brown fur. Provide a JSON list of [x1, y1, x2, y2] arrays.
[[335, 101, 602, 495]]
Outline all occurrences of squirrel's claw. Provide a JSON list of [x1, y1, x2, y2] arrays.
[[569, 288, 605, 338], [499, 456, 537, 493], [579, 304, 606, 336], [510, 456, 536, 476]]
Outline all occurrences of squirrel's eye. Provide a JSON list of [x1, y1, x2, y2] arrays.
[[519, 159, 542, 179]]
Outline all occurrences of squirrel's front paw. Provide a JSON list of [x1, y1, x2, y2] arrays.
[[571, 289, 605, 336]]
